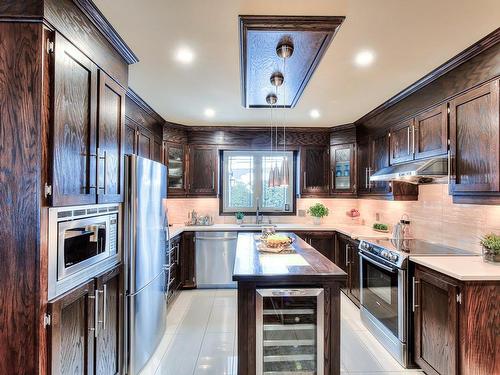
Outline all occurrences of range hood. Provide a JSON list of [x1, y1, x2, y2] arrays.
[[369, 156, 448, 184]]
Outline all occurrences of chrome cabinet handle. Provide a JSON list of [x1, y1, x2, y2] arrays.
[[331, 169, 334, 189], [102, 285, 107, 330], [345, 244, 349, 266], [211, 170, 215, 190], [412, 124, 415, 155], [412, 277, 420, 312], [447, 150, 451, 185], [98, 148, 107, 194], [367, 167, 372, 189], [365, 168, 368, 189], [303, 172, 307, 188], [90, 291, 99, 338], [407, 127, 410, 155]]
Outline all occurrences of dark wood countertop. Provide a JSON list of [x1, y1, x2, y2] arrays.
[[233, 232, 347, 283]]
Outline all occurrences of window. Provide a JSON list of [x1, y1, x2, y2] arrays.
[[222, 150, 294, 214]]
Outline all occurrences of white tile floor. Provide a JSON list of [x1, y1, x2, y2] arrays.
[[139, 289, 425, 375]]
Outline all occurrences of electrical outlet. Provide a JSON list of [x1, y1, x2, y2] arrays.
[[375, 212, 380, 221], [298, 209, 306, 217]]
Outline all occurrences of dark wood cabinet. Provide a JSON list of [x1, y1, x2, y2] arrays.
[[294, 232, 335, 261], [449, 80, 500, 196], [48, 280, 96, 375], [413, 266, 459, 375], [390, 119, 414, 164], [165, 142, 187, 196], [137, 127, 153, 159], [52, 32, 98, 206], [414, 104, 448, 160], [48, 265, 122, 375], [152, 137, 163, 163], [167, 234, 182, 303], [335, 233, 360, 306], [330, 143, 356, 196], [357, 139, 371, 194], [97, 72, 125, 204], [180, 232, 196, 288], [370, 132, 391, 194], [124, 120, 138, 156], [300, 146, 329, 196], [123, 117, 163, 164], [187, 145, 218, 196], [95, 266, 122, 375]]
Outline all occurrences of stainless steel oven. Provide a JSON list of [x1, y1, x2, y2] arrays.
[[48, 204, 121, 300], [359, 248, 408, 367]]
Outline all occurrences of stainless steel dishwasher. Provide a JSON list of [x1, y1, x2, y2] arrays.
[[195, 232, 238, 288]]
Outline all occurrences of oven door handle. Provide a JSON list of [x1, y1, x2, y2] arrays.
[[358, 252, 398, 273]]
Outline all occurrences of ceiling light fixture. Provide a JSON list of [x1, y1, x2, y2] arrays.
[[310, 109, 320, 119], [175, 47, 195, 64], [204, 108, 215, 118], [354, 50, 375, 67]]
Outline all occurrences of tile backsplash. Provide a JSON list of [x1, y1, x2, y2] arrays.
[[166, 184, 500, 253]]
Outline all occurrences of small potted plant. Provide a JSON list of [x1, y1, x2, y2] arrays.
[[235, 212, 244, 225], [307, 203, 329, 225], [480, 233, 500, 263]]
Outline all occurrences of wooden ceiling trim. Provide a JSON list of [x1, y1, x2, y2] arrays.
[[239, 15, 345, 109]]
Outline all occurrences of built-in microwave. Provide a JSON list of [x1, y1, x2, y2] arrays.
[[48, 204, 121, 300]]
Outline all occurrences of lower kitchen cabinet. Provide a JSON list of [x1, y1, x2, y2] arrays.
[[167, 234, 182, 303], [180, 232, 196, 288], [294, 231, 335, 261], [412, 264, 499, 375], [47, 265, 122, 375], [335, 233, 360, 306]]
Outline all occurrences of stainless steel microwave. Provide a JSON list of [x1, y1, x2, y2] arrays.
[[48, 204, 121, 300]]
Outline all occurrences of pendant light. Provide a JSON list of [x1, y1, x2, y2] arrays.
[[276, 39, 293, 187], [266, 93, 278, 187]]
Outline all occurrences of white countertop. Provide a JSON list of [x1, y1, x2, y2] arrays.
[[410, 256, 500, 281], [167, 223, 391, 242]]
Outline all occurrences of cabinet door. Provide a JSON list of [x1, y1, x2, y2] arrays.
[[137, 128, 152, 159], [152, 137, 163, 163], [414, 104, 448, 160], [166, 143, 186, 196], [97, 72, 125, 203], [370, 132, 391, 194], [48, 280, 95, 375], [52, 33, 98, 206], [308, 232, 335, 261], [449, 80, 499, 193], [390, 119, 414, 164], [95, 266, 122, 375], [414, 266, 459, 375], [180, 232, 196, 288], [348, 240, 360, 305], [300, 146, 329, 196], [124, 120, 137, 156], [330, 143, 356, 195], [188, 146, 218, 195], [357, 139, 371, 194]]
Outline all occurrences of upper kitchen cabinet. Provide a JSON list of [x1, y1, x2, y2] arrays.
[[357, 139, 371, 195], [164, 142, 187, 196], [390, 119, 414, 164], [370, 131, 391, 195], [187, 145, 218, 196], [413, 104, 448, 159], [300, 146, 329, 196], [51, 33, 99, 206], [449, 79, 500, 202], [97, 72, 125, 204], [330, 143, 356, 196]]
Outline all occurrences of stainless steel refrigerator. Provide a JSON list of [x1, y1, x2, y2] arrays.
[[125, 155, 169, 375]]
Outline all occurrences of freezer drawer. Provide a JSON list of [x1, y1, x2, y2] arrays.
[[195, 232, 238, 288], [127, 270, 167, 375]]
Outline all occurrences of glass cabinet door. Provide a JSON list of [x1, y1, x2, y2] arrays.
[[331, 144, 354, 193], [167, 145, 184, 189], [256, 288, 324, 375]]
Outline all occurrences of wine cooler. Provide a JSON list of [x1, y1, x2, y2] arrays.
[[256, 288, 324, 375]]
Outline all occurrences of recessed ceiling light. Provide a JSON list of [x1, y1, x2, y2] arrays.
[[310, 109, 320, 119], [175, 47, 194, 64], [354, 50, 375, 67], [204, 108, 215, 118]]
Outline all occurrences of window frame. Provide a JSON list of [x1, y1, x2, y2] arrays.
[[219, 150, 296, 216]]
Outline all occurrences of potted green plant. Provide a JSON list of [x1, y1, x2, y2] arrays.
[[235, 212, 244, 225], [480, 233, 500, 263], [307, 203, 329, 225]]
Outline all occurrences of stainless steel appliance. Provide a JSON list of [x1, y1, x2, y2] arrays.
[[358, 239, 476, 367], [125, 155, 169, 375], [369, 155, 448, 183], [195, 231, 237, 288], [256, 288, 324, 375], [48, 204, 120, 300]]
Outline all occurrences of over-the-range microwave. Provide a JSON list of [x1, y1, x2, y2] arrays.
[[48, 204, 121, 300]]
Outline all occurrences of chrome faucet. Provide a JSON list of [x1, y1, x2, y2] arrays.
[[255, 198, 263, 224]]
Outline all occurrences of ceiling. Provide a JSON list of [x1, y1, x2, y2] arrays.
[[94, 0, 500, 127]]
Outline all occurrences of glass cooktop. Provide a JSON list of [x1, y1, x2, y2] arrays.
[[365, 238, 477, 256]]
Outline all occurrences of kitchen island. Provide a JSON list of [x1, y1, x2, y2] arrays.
[[233, 232, 347, 375]]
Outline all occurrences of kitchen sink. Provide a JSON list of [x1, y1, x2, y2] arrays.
[[239, 224, 276, 228]]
